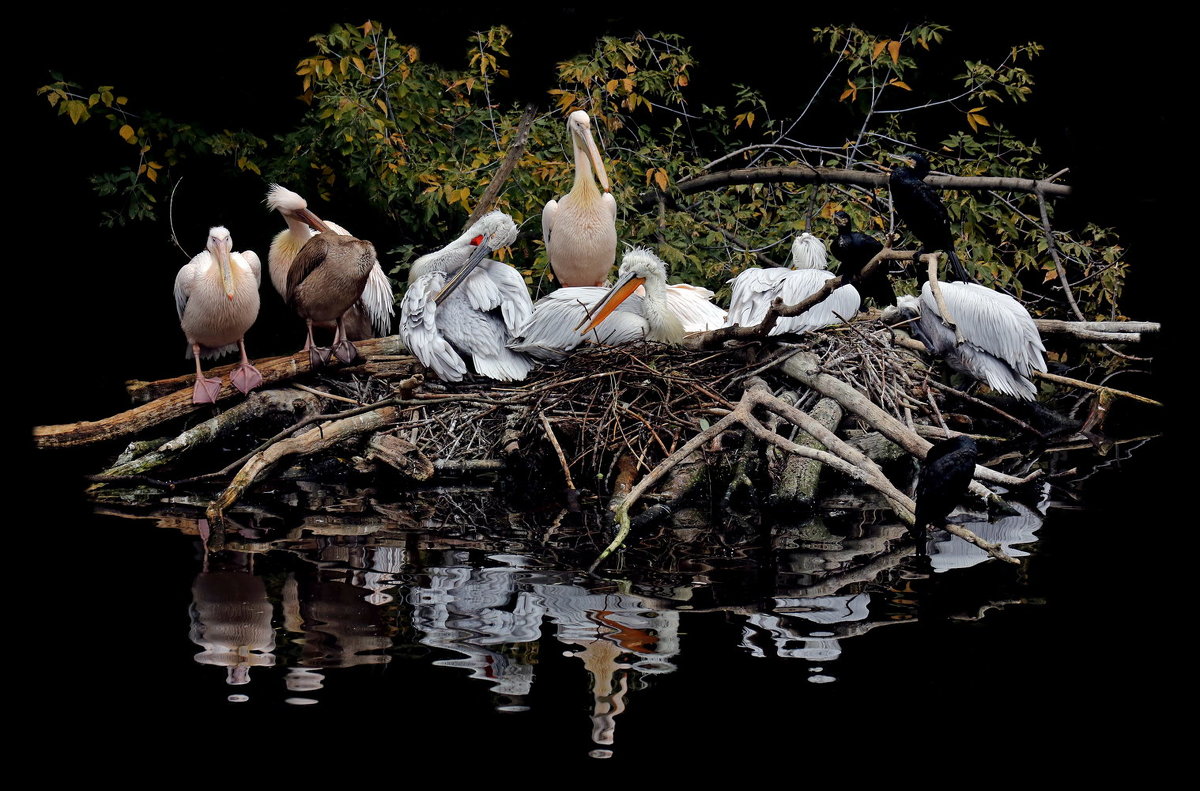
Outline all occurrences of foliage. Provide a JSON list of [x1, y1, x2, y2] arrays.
[[39, 22, 1126, 321]]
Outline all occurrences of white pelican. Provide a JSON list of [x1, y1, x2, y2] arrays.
[[509, 248, 725, 361], [400, 212, 534, 382], [287, 230, 378, 367], [543, 111, 617, 287], [889, 279, 1047, 400], [174, 227, 262, 404], [266, 184, 394, 339], [725, 232, 861, 333]]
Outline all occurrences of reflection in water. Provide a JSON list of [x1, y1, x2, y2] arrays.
[[141, 457, 1085, 756]]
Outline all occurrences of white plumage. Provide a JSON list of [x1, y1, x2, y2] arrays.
[[543, 110, 618, 287], [173, 226, 263, 402], [893, 280, 1047, 400], [401, 212, 534, 382], [725, 232, 860, 334], [509, 248, 723, 361], [266, 184, 394, 338]]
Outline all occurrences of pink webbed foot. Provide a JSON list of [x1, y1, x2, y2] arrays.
[[230, 363, 263, 395], [193, 376, 223, 404], [332, 338, 360, 364], [309, 346, 333, 368]]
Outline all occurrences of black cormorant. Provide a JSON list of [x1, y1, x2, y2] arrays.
[[912, 435, 980, 550], [888, 152, 973, 283], [830, 210, 896, 307]]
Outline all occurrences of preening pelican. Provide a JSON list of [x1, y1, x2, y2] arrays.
[[889, 280, 1047, 400], [266, 184, 394, 339], [286, 230, 378, 367], [543, 110, 617, 287], [725, 232, 861, 334], [400, 212, 534, 382], [509, 248, 724, 361], [889, 152, 973, 283], [174, 227, 262, 404], [830, 210, 895, 307]]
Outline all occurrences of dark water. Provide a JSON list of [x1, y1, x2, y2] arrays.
[[21, 428, 1169, 769]]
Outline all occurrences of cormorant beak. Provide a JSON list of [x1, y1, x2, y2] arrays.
[[434, 238, 495, 306], [576, 273, 645, 334]]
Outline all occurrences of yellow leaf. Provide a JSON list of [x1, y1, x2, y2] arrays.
[[966, 113, 978, 132], [352, 57, 366, 74], [323, 59, 333, 76], [376, 99, 387, 113], [1043, 268, 1059, 283], [66, 101, 86, 124], [917, 37, 929, 51], [654, 168, 668, 191], [888, 40, 901, 64], [146, 166, 158, 182], [972, 113, 990, 127], [361, 20, 374, 34], [118, 124, 136, 142], [969, 106, 986, 113], [606, 79, 618, 93], [116, 96, 128, 105], [871, 40, 887, 61], [838, 80, 858, 103], [890, 80, 912, 91], [819, 202, 839, 219]]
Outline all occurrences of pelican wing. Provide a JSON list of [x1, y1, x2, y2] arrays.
[[773, 270, 860, 334], [509, 288, 603, 361], [665, 284, 727, 332], [477, 259, 535, 331], [285, 234, 332, 305], [542, 198, 559, 249], [601, 192, 617, 221], [173, 255, 204, 321], [360, 262, 396, 336], [725, 267, 789, 328], [399, 271, 469, 382], [925, 282, 1046, 377], [238, 250, 262, 286]]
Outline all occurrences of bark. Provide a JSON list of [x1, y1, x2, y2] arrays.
[[207, 405, 402, 519], [771, 397, 844, 510], [91, 389, 324, 486], [365, 433, 435, 481], [464, 104, 539, 229]]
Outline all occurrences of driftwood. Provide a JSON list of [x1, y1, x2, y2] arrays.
[[36, 337, 405, 449], [208, 404, 403, 519], [770, 396, 843, 510]]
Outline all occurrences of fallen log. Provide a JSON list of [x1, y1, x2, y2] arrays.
[[36, 337, 405, 450], [207, 404, 403, 519]]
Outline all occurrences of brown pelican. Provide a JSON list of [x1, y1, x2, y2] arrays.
[[725, 232, 861, 333], [266, 184, 394, 339], [889, 280, 1047, 400], [174, 227, 262, 404], [542, 111, 617, 287], [400, 212, 534, 382], [509, 248, 725, 361], [287, 229, 378, 367]]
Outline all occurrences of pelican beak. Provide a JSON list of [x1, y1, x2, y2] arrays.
[[576, 273, 645, 334], [296, 207, 332, 235], [219, 246, 236, 300], [434, 240, 494, 305], [574, 123, 610, 193]]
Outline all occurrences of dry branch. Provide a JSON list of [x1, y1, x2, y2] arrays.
[[464, 103, 538, 228], [633, 165, 1071, 210], [207, 405, 402, 518]]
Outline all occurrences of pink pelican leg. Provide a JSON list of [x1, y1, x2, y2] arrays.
[[229, 339, 263, 395], [192, 343, 223, 404]]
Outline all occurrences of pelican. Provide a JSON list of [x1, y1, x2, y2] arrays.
[[889, 279, 1047, 400], [543, 110, 617, 287], [266, 184, 394, 339], [889, 152, 973, 283], [287, 229, 378, 367], [509, 248, 725, 361], [400, 212, 534, 382], [725, 232, 861, 334], [174, 227, 262, 404]]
